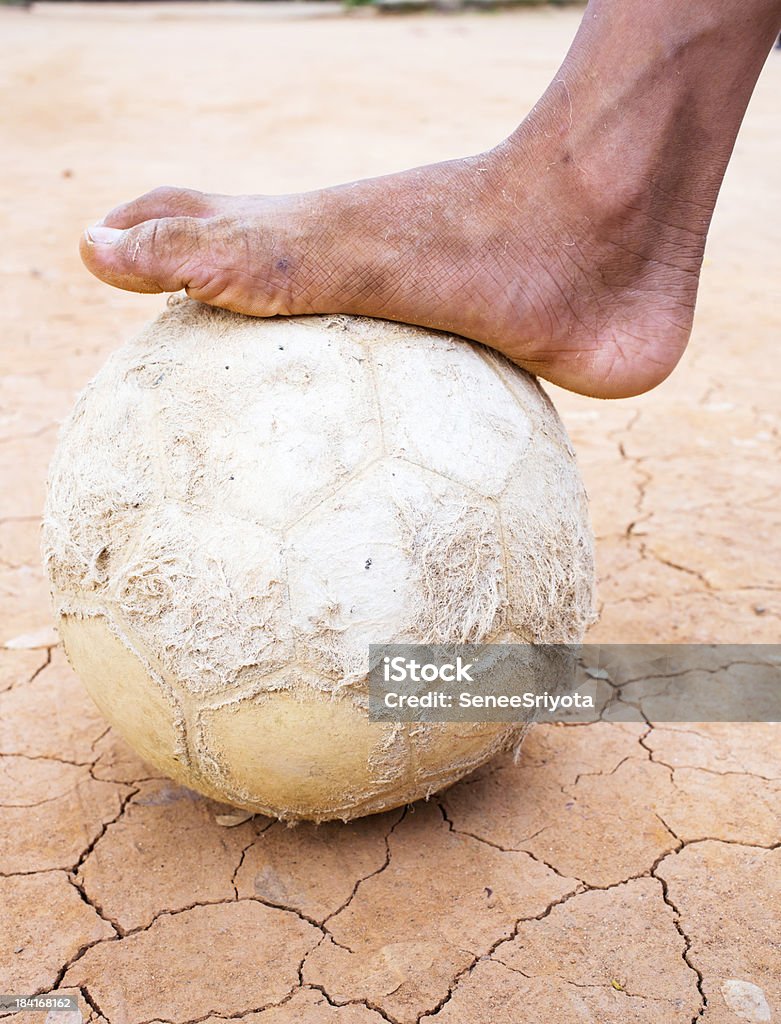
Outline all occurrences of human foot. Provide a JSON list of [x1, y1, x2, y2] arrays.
[[79, 145, 703, 400], [80, 2, 779, 399]]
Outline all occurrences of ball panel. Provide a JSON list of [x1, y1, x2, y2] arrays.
[[394, 465, 506, 645], [285, 459, 417, 684], [499, 435, 595, 643], [109, 501, 293, 695], [408, 721, 524, 792], [42, 376, 161, 599], [368, 326, 533, 497], [286, 458, 506, 686], [144, 307, 384, 530], [195, 690, 410, 821], [477, 346, 576, 456], [195, 692, 523, 821], [57, 612, 189, 783]]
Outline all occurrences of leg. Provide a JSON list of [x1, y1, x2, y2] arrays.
[[81, 0, 781, 398]]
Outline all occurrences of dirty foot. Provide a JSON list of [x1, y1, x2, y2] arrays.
[[80, 139, 705, 400], [81, 0, 776, 399]]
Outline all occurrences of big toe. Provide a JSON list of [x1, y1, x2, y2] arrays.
[[80, 216, 208, 294]]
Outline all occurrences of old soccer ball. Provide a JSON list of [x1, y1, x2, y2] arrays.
[[42, 298, 594, 821]]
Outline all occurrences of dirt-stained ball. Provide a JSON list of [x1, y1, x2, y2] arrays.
[[42, 298, 594, 821]]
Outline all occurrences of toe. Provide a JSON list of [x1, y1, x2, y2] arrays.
[[101, 186, 220, 230], [80, 215, 210, 294]]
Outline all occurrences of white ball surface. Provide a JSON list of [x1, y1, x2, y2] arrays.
[[43, 299, 594, 821]]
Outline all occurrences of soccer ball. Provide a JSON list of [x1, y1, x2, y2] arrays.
[[42, 298, 594, 821]]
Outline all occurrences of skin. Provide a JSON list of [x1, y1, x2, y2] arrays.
[[81, 0, 781, 399]]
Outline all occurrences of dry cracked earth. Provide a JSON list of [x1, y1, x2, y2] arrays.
[[1, 5, 779, 1024]]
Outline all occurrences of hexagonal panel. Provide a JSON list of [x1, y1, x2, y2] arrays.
[[478, 346, 576, 458], [57, 612, 189, 782], [368, 324, 532, 497], [194, 677, 409, 820], [285, 457, 506, 683], [498, 431, 595, 644]]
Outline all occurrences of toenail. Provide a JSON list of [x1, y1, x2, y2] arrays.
[[86, 225, 124, 245]]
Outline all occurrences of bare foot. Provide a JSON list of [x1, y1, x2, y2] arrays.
[[79, 2, 780, 399], [79, 151, 702, 399]]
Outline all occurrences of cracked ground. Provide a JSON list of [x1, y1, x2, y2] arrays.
[[1, 5, 779, 1024]]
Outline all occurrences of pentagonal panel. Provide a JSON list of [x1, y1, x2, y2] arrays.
[[147, 308, 383, 530], [285, 458, 505, 684], [109, 500, 293, 695], [367, 322, 532, 497]]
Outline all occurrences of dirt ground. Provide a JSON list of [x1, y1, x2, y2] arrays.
[[1, 4, 779, 1023]]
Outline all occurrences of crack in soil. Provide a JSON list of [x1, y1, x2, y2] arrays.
[[650, 756, 781, 784], [134, 986, 299, 1024], [1, 646, 52, 695], [651, 860, 707, 1023], [417, 884, 586, 1022], [0, 751, 96, 767], [78, 983, 109, 1023], [418, 866, 712, 1022], [12, 801, 778, 1022], [306, 982, 401, 1024], [645, 550, 713, 590], [295, 808, 408, 967], [570, 752, 634, 787], [0, 866, 66, 878], [72, 784, 139, 880], [322, 806, 407, 926], [229, 821, 275, 900], [436, 800, 571, 881]]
